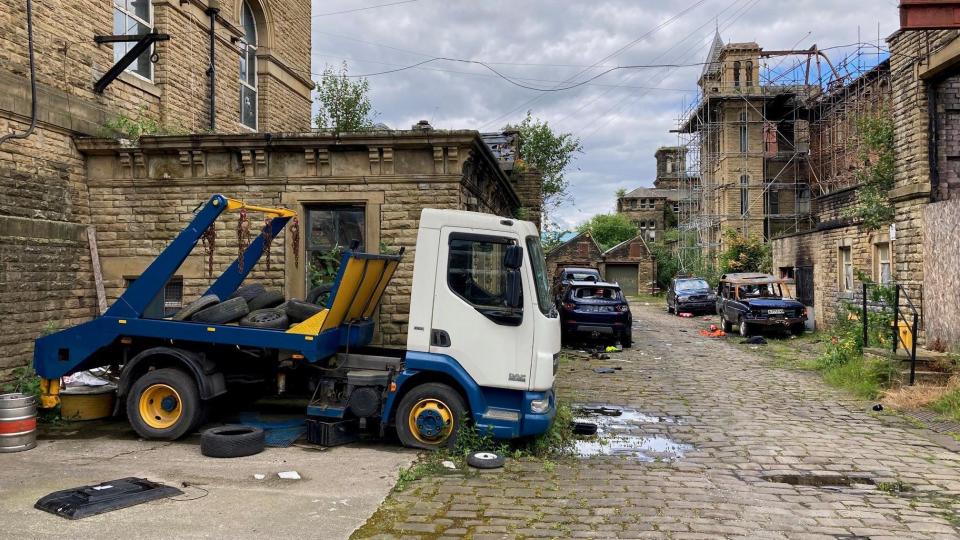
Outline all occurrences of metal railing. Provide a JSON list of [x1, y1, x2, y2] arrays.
[[861, 283, 919, 385]]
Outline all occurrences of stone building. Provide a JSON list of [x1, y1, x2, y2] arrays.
[[771, 61, 892, 329], [0, 0, 540, 379], [616, 147, 689, 241], [677, 32, 815, 255], [545, 231, 656, 296]]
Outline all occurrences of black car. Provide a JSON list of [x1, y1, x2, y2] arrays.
[[559, 281, 632, 347], [666, 277, 716, 315], [552, 266, 602, 303], [716, 273, 807, 337]]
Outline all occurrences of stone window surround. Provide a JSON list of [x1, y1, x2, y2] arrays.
[[872, 231, 891, 285], [281, 191, 383, 301], [837, 239, 854, 294]]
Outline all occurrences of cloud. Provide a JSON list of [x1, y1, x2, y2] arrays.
[[310, 0, 900, 229]]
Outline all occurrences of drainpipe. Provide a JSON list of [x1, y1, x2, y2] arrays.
[[206, 1, 221, 132], [0, 0, 37, 146]]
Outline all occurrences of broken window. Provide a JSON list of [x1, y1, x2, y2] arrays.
[[112, 0, 153, 80], [838, 246, 853, 292], [240, 1, 258, 130], [875, 242, 891, 285], [306, 204, 365, 290]]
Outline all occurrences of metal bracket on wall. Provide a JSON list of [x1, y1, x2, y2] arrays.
[[92, 32, 170, 94]]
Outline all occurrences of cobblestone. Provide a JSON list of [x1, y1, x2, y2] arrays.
[[353, 302, 960, 538]]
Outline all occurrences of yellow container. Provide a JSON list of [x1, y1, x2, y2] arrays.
[[60, 385, 116, 421], [895, 320, 914, 351]]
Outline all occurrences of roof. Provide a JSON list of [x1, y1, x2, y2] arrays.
[[623, 187, 681, 202], [602, 233, 651, 257], [700, 31, 724, 79], [480, 131, 519, 171], [545, 229, 603, 257], [719, 273, 790, 285]]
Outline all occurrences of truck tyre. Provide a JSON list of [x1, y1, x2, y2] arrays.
[[239, 308, 288, 329], [467, 451, 505, 469], [200, 425, 265, 458], [228, 283, 266, 302], [306, 283, 333, 306], [172, 294, 220, 321], [191, 297, 249, 324], [395, 383, 467, 450], [126, 368, 202, 440], [248, 289, 284, 311], [285, 299, 324, 323]]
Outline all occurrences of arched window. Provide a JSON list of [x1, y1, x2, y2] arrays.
[[240, 1, 258, 130], [745, 61, 754, 87], [733, 61, 741, 87]]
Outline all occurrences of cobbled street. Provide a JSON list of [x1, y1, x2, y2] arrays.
[[356, 301, 960, 539]]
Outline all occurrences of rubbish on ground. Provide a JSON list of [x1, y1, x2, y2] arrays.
[[441, 460, 457, 470], [702, 317, 713, 322], [605, 345, 619, 353], [63, 370, 112, 387], [467, 451, 505, 469], [594, 367, 616, 374], [34, 477, 183, 519], [590, 352, 610, 360], [571, 421, 599, 436], [201, 425, 266, 458], [679, 312, 693, 318], [872, 404, 884, 412], [59, 384, 117, 421], [699, 328, 726, 338], [1, 393, 37, 453], [278, 471, 301, 480], [740, 336, 768, 345], [654, 357, 663, 361], [576, 406, 623, 416], [253, 474, 265, 480]]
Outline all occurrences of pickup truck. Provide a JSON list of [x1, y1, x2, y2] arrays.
[[33, 195, 560, 449]]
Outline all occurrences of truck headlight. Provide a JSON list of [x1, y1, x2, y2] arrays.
[[530, 399, 550, 414]]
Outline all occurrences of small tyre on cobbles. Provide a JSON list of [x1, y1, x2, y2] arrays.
[[191, 297, 249, 324], [171, 294, 220, 321], [239, 308, 288, 329], [467, 451, 505, 469], [285, 299, 324, 323], [248, 289, 284, 311], [228, 283, 266, 303], [200, 425, 265, 458]]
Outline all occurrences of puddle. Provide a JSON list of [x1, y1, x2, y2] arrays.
[[572, 405, 693, 462]]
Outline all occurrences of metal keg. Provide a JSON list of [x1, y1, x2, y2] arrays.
[[0, 393, 37, 452]]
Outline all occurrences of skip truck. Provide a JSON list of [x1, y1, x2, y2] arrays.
[[33, 194, 559, 449]]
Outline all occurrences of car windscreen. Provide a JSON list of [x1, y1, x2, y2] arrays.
[[676, 279, 710, 292], [571, 286, 622, 301], [567, 272, 599, 281], [737, 283, 781, 298]]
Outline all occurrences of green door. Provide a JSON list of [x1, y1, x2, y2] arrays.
[[605, 264, 639, 296]]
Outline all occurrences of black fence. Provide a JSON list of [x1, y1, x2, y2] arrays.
[[861, 282, 919, 385]]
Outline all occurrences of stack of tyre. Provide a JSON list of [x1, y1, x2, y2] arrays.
[[171, 283, 332, 330]]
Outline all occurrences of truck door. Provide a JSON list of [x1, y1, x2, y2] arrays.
[[431, 229, 532, 390]]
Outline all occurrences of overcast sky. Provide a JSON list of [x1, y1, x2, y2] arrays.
[[309, 0, 900, 230]]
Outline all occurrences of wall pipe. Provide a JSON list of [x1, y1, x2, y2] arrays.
[[206, 2, 220, 131], [0, 0, 37, 146]]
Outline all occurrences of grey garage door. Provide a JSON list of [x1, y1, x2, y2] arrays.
[[605, 264, 639, 296]]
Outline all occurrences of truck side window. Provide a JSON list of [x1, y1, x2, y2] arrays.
[[448, 235, 516, 308]]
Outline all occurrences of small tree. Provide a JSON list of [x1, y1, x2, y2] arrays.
[[718, 229, 771, 274], [576, 213, 638, 251], [315, 62, 377, 133], [848, 112, 895, 230], [506, 112, 583, 229]]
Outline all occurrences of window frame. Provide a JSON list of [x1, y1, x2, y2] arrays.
[[112, 0, 154, 82], [239, 0, 259, 131], [838, 246, 853, 292], [874, 242, 891, 285], [446, 233, 522, 320], [740, 174, 750, 216], [304, 203, 366, 290]]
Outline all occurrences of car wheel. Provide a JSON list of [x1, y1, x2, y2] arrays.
[[395, 383, 466, 450], [667, 304, 674, 314], [790, 323, 805, 336], [739, 318, 751, 337], [720, 312, 732, 333], [620, 328, 633, 348], [126, 368, 202, 440]]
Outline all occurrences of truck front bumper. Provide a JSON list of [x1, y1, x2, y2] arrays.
[[478, 388, 556, 439]]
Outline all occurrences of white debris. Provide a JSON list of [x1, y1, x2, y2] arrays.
[[441, 460, 457, 470], [278, 471, 301, 480], [253, 474, 265, 480]]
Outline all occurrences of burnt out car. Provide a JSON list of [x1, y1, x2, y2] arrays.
[[559, 281, 632, 347], [716, 273, 807, 337], [552, 266, 602, 304], [666, 277, 716, 315]]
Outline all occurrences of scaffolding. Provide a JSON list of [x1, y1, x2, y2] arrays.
[[672, 39, 889, 270]]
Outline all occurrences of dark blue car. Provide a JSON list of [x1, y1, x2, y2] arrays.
[[559, 281, 632, 347], [716, 273, 807, 337]]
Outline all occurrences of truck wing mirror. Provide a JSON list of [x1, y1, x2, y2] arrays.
[[503, 245, 522, 270], [505, 269, 522, 308]]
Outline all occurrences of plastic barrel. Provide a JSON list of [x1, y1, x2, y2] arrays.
[[0, 393, 38, 453]]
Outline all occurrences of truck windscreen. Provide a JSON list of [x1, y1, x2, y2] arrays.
[[526, 237, 554, 316]]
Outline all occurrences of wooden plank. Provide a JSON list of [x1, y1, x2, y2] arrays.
[[87, 226, 107, 315]]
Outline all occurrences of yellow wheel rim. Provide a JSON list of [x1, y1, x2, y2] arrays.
[[138, 384, 182, 430], [407, 398, 454, 445]]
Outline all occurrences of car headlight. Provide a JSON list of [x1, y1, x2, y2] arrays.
[[707, 294, 716, 300], [679, 296, 690, 301], [530, 399, 550, 414]]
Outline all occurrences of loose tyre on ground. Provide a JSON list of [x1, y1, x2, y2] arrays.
[[126, 368, 203, 440], [395, 383, 467, 450], [200, 425, 265, 458], [191, 297, 249, 324], [467, 451, 505, 469]]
